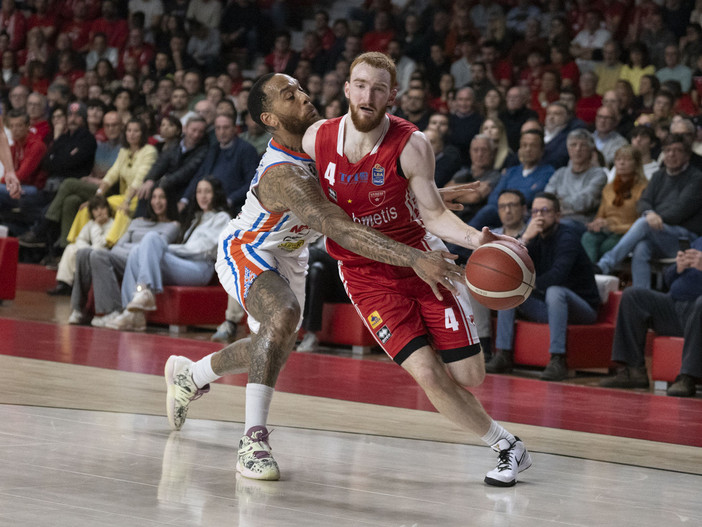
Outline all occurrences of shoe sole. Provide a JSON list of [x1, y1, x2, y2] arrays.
[[236, 460, 280, 481], [127, 303, 157, 312], [484, 451, 533, 487], [165, 355, 188, 431]]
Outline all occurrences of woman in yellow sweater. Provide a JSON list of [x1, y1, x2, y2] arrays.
[[67, 118, 158, 245], [619, 42, 656, 96], [581, 145, 649, 263]]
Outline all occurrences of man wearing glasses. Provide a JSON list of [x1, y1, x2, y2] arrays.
[[488, 192, 601, 381], [595, 134, 702, 288]]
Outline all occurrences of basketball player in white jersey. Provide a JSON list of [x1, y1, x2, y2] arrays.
[[164, 73, 466, 481], [303, 52, 532, 486]]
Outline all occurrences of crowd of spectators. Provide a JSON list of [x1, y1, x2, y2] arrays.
[[0, 0, 700, 396]]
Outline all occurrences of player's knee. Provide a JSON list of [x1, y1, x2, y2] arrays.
[[271, 302, 301, 336], [450, 363, 486, 387]]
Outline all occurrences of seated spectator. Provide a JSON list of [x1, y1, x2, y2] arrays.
[[471, 189, 528, 362], [68, 184, 180, 327], [569, 9, 611, 63], [541, 101, 586, 170], [135, 115, 208, 213], [574, 71, 602, 127], [424, 128, 461, 189], [85, 32, 118, 71], [107, 177, 231, 331], [668, 117, 702, 172], [0, 109, 47, 220], [48, 195, 113, 296], [531, 70, 561, 123], [447, 87, 483, 166], [620, 42, 656, 97], [582, 145, 649, 263], [469, 129, 555, 229], [17, 102, 97, 248], [595, 134, 702, 288], [499, 86, 538, 151], [66, 118, 158, 248], [594, 40, 623, 95], [545, 129, 607, 236], [179, 113, 258, 216], [27, 91, 49, 141], [394, 85, 431, 131], [599, 238, 702, 396], [444, 134, 502, 226], [480, 117, 518, 172], [240, 110, 272, 158], [628, 125, 660, 182], [593, 105, 628, 167], [487, 192, 600, 381], [656, 45, 693, 94], [482, 88, 505, 122]]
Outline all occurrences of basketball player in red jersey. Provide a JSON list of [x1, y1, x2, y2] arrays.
[[302, 52, 532, 487]]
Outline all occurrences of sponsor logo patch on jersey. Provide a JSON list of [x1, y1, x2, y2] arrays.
[[376, 325, 392, 343], [368, 190, 386, 207], [372, 164, 385, 186], [277, 240, 305, 252], [367, 310, 383, 329], [328, 188, 337, 202]]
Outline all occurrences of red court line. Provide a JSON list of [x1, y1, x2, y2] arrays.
[[2, 317, 701, 447]]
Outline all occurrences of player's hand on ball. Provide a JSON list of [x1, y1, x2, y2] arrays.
[[413, 250, 462, 301]]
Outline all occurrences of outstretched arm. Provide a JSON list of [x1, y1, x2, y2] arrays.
[[402, 131, 516, 249], [258, 163, 463, 300]]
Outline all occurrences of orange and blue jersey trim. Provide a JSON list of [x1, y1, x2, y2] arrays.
[[269, 139, 312, 161], [222, 211, 290, 306]]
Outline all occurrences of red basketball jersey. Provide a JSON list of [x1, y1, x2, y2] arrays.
[[315, 114, 427, 265]]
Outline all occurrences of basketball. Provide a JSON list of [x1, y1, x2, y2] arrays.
[[465, 240, 535, 310]]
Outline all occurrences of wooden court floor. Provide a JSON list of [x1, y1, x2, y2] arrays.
[[1, 291, 701, 526]]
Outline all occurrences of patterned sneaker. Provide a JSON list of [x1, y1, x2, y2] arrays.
[[236, 426, 280, 481], [484, 437, 532, 487], [164, 355, 210, 431]]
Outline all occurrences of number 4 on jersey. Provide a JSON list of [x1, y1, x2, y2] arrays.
[[444, 308, 459, 331], [324, 162, 336, 186]]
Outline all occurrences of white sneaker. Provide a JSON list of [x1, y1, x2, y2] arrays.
[[237, 426, 280, 481], [127, 285, 157, 311], [106, 310, 147, 331], [164, 355, 210, 431], [296, 332, 319, 352], [484, 437, 532, 487], [68, 309, 83, 325], [211, 320, 237, 343], [91, 311, 121, 328]]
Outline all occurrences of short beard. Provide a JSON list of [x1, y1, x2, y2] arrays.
[[277, 112, 320, 136], [350, 103, 385, 133]]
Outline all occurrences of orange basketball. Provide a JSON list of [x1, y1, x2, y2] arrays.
[[465, 239, 535, 310]]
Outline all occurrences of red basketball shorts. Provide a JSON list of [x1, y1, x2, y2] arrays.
[[338, 261, 480, 364]]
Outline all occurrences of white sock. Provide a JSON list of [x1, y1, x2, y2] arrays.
[[190, 353, 220, 388], [244, 383, 274, 432], [481, 420, 516, 446]]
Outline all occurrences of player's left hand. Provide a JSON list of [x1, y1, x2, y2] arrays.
[[476, 226, 525, 248], [412, 250, 463, 301]]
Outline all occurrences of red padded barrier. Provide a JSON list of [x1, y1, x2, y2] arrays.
[[511, 291, 621, 370], [651, 336, 684, 383], [0, 237, 18, 300]]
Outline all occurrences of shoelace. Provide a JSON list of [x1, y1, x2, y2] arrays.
[[246, 430, 274, 459], [174, 375, 209, 404], [495, 448, 514, 472]]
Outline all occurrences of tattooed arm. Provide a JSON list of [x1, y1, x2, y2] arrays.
[[257, 163, 463, 300]]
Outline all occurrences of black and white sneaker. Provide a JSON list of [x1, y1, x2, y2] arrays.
[[484, 437, 532, 487]]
